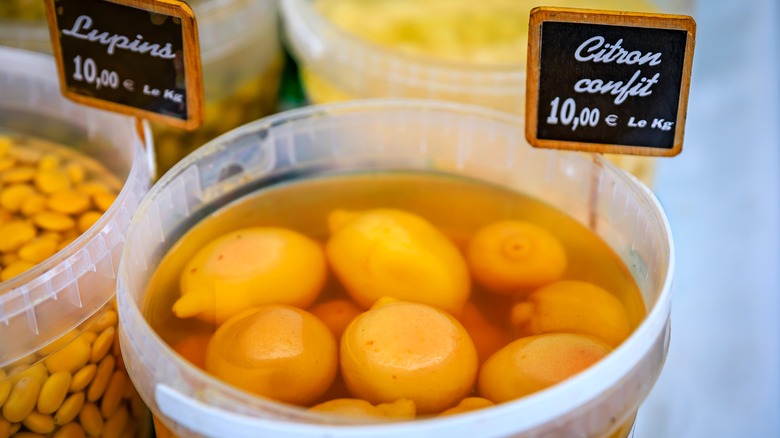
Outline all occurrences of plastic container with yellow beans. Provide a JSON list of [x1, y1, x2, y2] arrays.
[[117, 100, 674, 438], [0, 0, 283, 175], [0, 47, 153, 437], [280, 0, 696, 186]]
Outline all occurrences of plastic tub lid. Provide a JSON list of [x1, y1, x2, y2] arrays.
[[0, 47, 153, 370]]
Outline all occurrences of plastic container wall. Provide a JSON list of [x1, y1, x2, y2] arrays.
[[117, 99, 674, 438], [0, 47, 153, 437]]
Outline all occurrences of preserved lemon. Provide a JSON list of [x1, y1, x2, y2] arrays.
[[205, 305, 338, 405], [479, 333, 611, 402], [467, 220, 566, 295], [511, 280, 631, 347], [309, 398, 415, 419], [340, 299, 477, 414], [173, 227, 327, 323], [326, 209, 470, 314]]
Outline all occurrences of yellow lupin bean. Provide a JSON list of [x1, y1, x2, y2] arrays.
[[32, 211, 76, 232], [22, 411, 56, 434], [99, 371, 127, 419], [0, 136, 11, 156], [20, 194, 47, 217], [86, 355, 114, 402], [53, 422, 86, 438], [45, 336, 91, 374], [18, 238, 58, 264], [0, 158, 15, 173], [90, 327, 115, 364], [38, 331, 79, 357], [77, 402, 103, 437], [0, 418, 10, 438], [79, 331, 97, 345], [38, 154, 61, 171], [1, 260, 36, 281], [34, 170, 71, 194], [102, 404, 128, 438], [57, 235, 78, 252], [0, 220, 37, 252], [38, 231, 62, 243], [37, 371, 72, 414], [0, 210, 11, 226], [47, 191, 92, 215], [0, 184, 35, 212], [91, 310, 118, 334], [54, 392, 85, 425], [74, 182, 110, 197], [69, 365, 97, 393], [0, 379, 11, 407], [10, 147, 42, 164], [65, 164, 86, 185], [2, 377, 41, 423], [11, 432, 44, 438], [1, 167, 36, 184], [8, 364, 48, 387], [77, 212, 102, 234], [92, 192, 116, 212]]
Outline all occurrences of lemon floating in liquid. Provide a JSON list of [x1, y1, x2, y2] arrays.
[[205, 305, 338, 405], [467, 220, 566, 295], [326, 208, 470, 315], [511, 280, 631, 347], [173, 227, 327, 323], [340, 299, 478, 414], [478, 333, 612, 403]]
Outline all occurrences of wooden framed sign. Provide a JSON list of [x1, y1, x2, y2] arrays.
[[526, 8, 695, 156], [45, 0, 204, 130]]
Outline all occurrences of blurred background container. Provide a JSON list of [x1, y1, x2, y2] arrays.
[[0, 0, 284, 175], [0, 46, 153, 437]]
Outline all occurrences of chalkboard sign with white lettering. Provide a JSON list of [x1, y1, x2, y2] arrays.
[[45, 0, 203, 130], [525, 8, 695, 156]]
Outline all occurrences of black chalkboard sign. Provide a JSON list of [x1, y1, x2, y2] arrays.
[[526, 8, 695, 156], [45, 0, 203, 130]]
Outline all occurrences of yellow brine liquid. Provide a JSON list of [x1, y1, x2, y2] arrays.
[[144, 171, 646, 426]]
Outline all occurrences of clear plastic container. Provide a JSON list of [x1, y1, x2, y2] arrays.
[[0, 0, 284, 174], [117, 99, 674, 438], [280, 0, 696, 186], [0, 47, 153, 437], [152, 0, 284, 174]]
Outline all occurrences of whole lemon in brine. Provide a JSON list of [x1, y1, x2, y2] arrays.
[[467, 220, 566, 295], [326, 209, 470, 315], [309, 398, 416, 420], [173, 227, 327, 324], [340, 299, 478, 414], [478, 333, 612, 403], [510, 280, 631, 347], [205, 305, 338, 405]]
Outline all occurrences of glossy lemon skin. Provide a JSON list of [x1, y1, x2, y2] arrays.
[[340, 300, 478, 414], [174, 227, 327, 324], [326, 209, 470, 315], [205, 305, 338, 405], [467, 220, 566, 295], [478, 333, 612, 403], [511, 280, 631, 347]]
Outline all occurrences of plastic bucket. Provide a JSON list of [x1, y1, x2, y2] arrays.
[[0, 47, 154, 436], [117, 99, 674, 438]]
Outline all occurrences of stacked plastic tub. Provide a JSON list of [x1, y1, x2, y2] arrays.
[[0, 47, 153, 437], [281, 0, 696, 186], [0, 0, 284, 175], [116, 100, 674, 438]]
